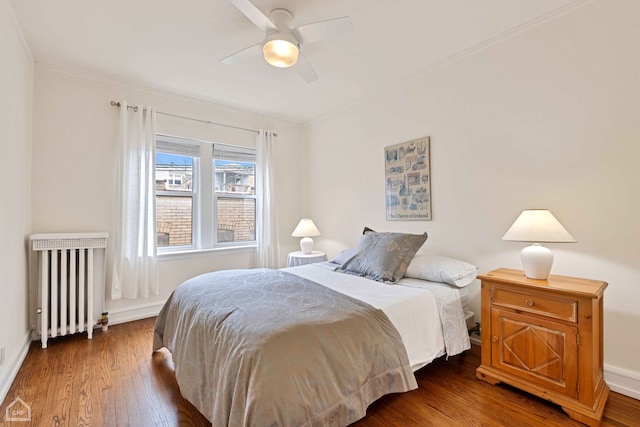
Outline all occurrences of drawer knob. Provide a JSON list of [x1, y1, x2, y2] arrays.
[[526, 299, 534, 307], [492, 336, 498, 342]]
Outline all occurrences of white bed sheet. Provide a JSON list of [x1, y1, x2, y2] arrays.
[[283, 263, 468, 371]]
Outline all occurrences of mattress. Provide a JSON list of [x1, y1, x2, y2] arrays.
[[283, 263, 471, 371]]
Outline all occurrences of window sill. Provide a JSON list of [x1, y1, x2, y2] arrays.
[[158, 245, 256, 261]]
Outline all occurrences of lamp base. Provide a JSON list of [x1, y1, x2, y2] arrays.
[[300, 237, 314, 254], [521, 243, 553, 279]]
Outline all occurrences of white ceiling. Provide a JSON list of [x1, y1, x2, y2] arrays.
[[9, 0, 584, 123]]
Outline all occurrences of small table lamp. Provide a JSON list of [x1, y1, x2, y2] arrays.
[[502, 209, 576, 279], [291, 218, 321, 254]]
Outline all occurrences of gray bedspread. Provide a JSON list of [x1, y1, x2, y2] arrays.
[[153, 268, 417, 427]]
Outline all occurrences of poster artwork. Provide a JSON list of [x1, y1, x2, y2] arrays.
[[385, 136, 431, 221]]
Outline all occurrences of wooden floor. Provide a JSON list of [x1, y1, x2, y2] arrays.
[[1, 318, 638, 426]]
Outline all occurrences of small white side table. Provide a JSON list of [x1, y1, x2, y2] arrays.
[[287, 251, 327, 267]]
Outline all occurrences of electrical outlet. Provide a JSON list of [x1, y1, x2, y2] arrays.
[[0, 346, 5, 366]]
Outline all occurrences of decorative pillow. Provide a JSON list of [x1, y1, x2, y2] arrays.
[[330, 248, 357, 265], [338, 231, 428, 283], [328, 227, 376, 264], [404, 254, 478, 287]]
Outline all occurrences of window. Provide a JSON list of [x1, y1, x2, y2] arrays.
[[155, 135, 256, 252], [214, 145, 256, 244], [168, 175, 183, 186], [155, 138, 198, 250]]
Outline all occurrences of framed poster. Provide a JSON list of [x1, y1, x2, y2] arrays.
[[385, 136, 431, 221]]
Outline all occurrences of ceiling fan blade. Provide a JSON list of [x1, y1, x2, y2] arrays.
[[221, 43, 263, 65], [292, 16, 352, 45], [296, 53, 319, 83], [228, 0, 277, 33]]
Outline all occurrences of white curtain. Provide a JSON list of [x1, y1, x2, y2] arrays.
[[110, 101, 159, 299], [256, 130, 280, 268]]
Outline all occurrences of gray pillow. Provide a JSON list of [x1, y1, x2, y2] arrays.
[[330, 248, 358, 265], [338, 231, 428, 283]]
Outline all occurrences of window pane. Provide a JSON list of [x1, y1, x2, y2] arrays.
[[156, 195, 193, 247], [157, 153, 193, 192], [217, 198, 256, 243], [156, 153, 193, 247], [215, 160, 255, 195]]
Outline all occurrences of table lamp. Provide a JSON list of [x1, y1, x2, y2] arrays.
[[502, 209, 576, 279], [291, 218, 321, 254]]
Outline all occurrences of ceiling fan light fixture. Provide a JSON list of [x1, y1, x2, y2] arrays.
[[263, 35, 299, 68], [223, 3, 352, 82]]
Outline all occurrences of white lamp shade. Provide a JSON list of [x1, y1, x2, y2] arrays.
[[502, 210, 575, 280], [291, 218, 321, 238], [502, 210, 575, 243]]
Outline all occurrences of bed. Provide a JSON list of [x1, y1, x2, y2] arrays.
[[153, 231, 477, 427]]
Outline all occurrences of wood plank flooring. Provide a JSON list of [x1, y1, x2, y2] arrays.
[[1, 318, 638, 426]]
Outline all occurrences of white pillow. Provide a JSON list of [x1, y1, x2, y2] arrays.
[[404, 254, 478, 287]]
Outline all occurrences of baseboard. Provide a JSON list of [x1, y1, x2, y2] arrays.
[[0, 332, 32, 406], [105, 302, 164, 326], [604, 363, 640, 400]]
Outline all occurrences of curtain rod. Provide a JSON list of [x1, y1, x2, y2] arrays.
[[109, 101, 274, 136]]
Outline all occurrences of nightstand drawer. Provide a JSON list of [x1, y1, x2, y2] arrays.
[[491, 286, 577, 322]]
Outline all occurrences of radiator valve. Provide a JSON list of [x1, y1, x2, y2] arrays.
[[98, 312, 109, 333]]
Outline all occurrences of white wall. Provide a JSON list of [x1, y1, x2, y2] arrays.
[[0, 0, 33, 401], [31, 65, 304, 322], [304, 0, 640, 392]]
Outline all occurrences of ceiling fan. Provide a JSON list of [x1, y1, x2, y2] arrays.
[[222, 0, 353, 83]]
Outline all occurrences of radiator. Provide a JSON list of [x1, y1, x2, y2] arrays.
[[30, 233, 108, 349]]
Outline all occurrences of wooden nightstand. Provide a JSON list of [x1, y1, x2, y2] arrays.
[[476, 268, 609, 427]]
